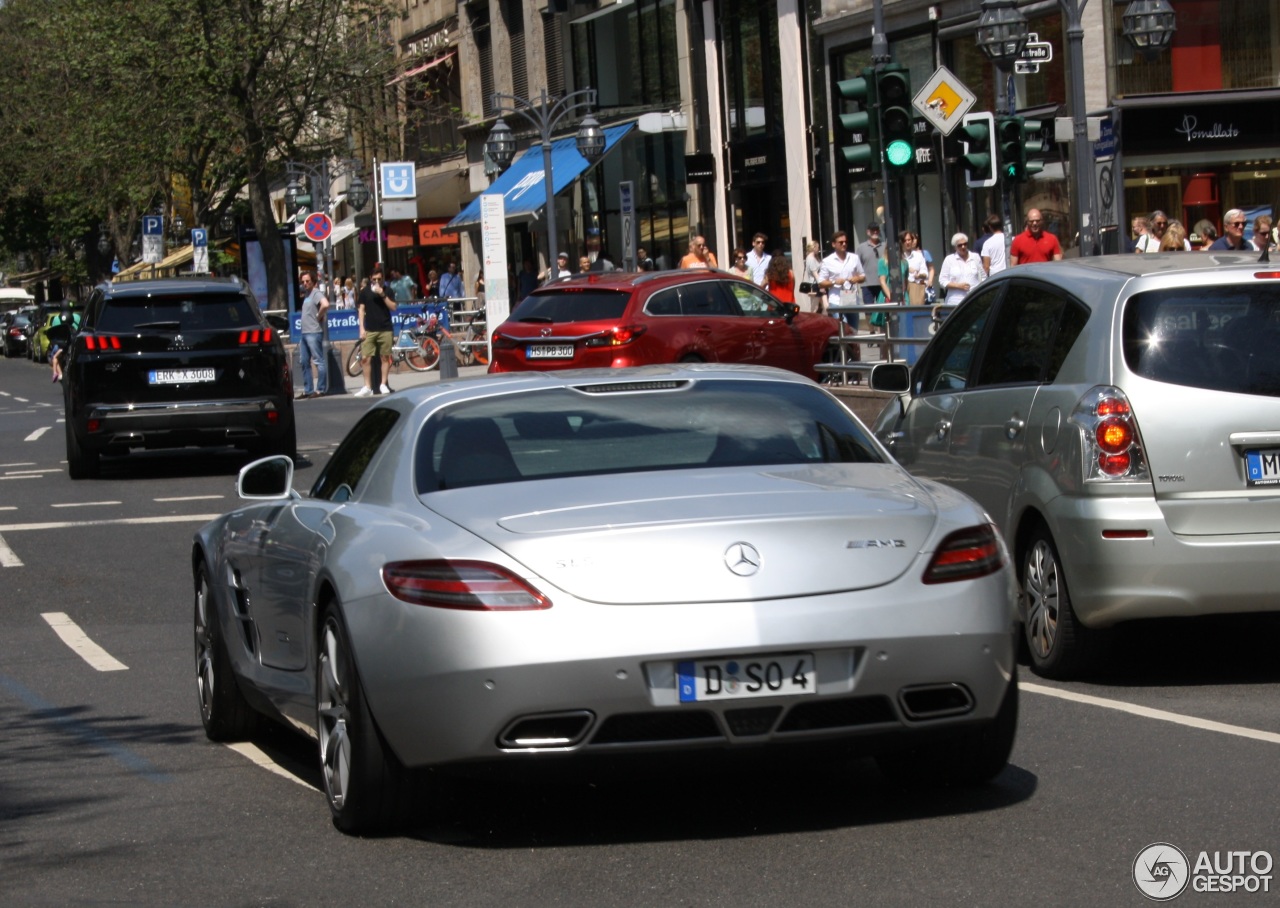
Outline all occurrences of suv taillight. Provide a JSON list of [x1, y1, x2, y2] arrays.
[[82, 335, 122, 351], [238, 327, 274, 345], [1070, 385, 1150, 482]]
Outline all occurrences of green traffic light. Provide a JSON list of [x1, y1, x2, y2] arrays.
[[886, 139, 914, 168]]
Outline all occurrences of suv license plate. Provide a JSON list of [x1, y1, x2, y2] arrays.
[[677, 653, 817, 703], [527, 344, 574, 360], [1245, 449, 1280, 486], [149, 368, 216, 385]]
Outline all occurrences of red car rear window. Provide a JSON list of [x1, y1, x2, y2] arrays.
[[510, 290, 631, 323]]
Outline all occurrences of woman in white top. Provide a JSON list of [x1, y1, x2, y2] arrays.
[[900, 231, 929, 306], [938, 232, 986, 306], [801, 241, 825, 314]]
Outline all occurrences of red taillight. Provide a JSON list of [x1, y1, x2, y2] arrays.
[[83, 335, 122, 351], [492, 334, 519, 350], [87, 418, 103, 433], [922, 525, 1005, 585], [238, 327, 273, 345], [1071, 386, 1149, 483], [1095, 397, 1130, 418], [1095, 417, 1133, 454], [1098, 452, 1132, 475], [1254, 272, 1280, 280], [585, 325, 647, 348], [382, 560, 551, 611]]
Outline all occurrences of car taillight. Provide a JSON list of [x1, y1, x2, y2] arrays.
[[238, 327, 274, 345], [584, 325, 646, 347], [382, 560, 551, 611], [922, 525, 1005, 584], [82, 335, 122, 351], [1070, 385, 1150, 482], [492, 334, 520, 350]]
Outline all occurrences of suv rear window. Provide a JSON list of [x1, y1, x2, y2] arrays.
[[1124, 286, 1280, 396], [97, 294, 261, 332], [510, 289, 630, 322]]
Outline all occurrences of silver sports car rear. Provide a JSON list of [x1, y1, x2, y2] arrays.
[[193, 364, 1018, 834]]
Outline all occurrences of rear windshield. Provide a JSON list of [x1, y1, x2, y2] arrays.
[[509, 289, 630, 323], [1124, 286, 1280, 396], [98, 293, 261, 332], [416, 378, 883, 491]]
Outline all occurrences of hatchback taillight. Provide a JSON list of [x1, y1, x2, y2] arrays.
[[82, 335, 122, 351], [1070, 385, 1150, 482], [238, 327, 274, 345], [382, 560, 551, 611], [922, 525, 1005, 584]]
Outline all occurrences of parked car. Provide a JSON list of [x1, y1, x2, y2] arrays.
[[193, 365, 1018, 834], [870, 251, 1280, 678], [487, 270, 840, 380], [63, 276, 295, 478], [2, 305, 36, 358]]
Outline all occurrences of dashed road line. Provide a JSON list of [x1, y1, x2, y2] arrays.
[[24, 426, 51, 442], [0, 514, 220, 533], [42, 612, 129, 672], [225, 742, 316, 789], [52, 501, 123, 508], [155, 495, 226, 503], [0, 533, 22, 567]]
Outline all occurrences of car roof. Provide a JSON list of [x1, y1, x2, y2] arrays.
[[101, 276, 250, 298], [532, 269, 752, 293], [1003, 250, 1269, 281]]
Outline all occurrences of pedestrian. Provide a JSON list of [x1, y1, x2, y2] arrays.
[[729, 247, 751, 277], [578, 254, 591, 274], [387, 267, 417, 302], [474, 270, 486, 309], [1159, 220, 1189, 252], [296, 270, 329, 399], [764, 249, 795, 306], [542, 252, 572, 282], [1197, 224, 1218, 250], [938, 233, 985, 306], [47, 306, 80, 382], [589, 248, 616, 271], [854, 224, 882, 306], [745, 232, 771, 285], [1009, 208, 1063, 264], [438, 261, 464, 300], [1252, 215, 1275, 252], [354, 267, 396, 398], [899, 230, 930, 305], [636, 246, 656, 271], [817, 230, 866, 332], [980, 213, 1007, 276], [800, 240, 825, 314], [1128, 215, 1149, 253], [1210, 209, 1250, 250], [341, 277, 356, 309], [679, 236, 718, 269]]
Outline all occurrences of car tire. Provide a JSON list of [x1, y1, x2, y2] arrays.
[[1021, 526, 1101, 679], [317, 605, 414, 834], [194, 563, 260, 741], [65, 419, 100, 479], [875, 668, 1018, 787], [268, 413, 298, 461]]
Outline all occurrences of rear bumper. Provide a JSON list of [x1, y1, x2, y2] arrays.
[[74, 397, 291, 451], [1045, 494, 1280, 627]]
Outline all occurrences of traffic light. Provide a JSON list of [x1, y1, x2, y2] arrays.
[[997, 115, 1044, 183], [959, 111, 997, 188], [876, 64, 915, 173], [836, 70, 879, 175]]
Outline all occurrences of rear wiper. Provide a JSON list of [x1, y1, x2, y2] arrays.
[[517, 317, 554, 323], [133, 321, 182, 330]]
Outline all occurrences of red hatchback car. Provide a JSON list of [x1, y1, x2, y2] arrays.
[[487, 270, 840, 380]]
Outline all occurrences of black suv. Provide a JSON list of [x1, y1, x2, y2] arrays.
[[63, 277, 295, 478]]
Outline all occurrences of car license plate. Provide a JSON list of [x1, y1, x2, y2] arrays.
[[1245, 449, 1280, 486], [677, 653, 816, 703], [527, 344, 574, 359], [148, 368, 216, 385]]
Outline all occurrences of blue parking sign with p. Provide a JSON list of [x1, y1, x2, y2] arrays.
[[143, 216, 163, 236], [381, 162, 416, 199]]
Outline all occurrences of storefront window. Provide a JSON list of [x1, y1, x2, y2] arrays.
[[721, 0, 783, 141], [572, 0, 679, 109]]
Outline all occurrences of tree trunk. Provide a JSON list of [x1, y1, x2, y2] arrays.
[[246, 167, 288, 312]]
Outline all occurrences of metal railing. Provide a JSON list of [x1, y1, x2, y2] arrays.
[[815, 302, 954, 384]]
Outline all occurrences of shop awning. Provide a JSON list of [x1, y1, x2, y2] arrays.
[[416, 168, 471, 218], [114, 244, 195, 281], [388, 50, 456, 86], [447, 122, 635, 230]]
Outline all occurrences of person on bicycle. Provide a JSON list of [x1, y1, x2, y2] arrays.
[[355, 268, 397, 397]]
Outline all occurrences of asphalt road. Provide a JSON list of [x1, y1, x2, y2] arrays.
[[3, 352, 1280, 906]]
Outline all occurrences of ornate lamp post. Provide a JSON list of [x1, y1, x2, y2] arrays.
[[484, 88, 604, 269], [1122, 0, 1177, 61]]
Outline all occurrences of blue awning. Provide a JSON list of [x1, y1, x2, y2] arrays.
[[448, 122, 635, 230]]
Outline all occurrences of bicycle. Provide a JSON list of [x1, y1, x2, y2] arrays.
[[345, 322, 433, 376], [452, 305, 488, 367]]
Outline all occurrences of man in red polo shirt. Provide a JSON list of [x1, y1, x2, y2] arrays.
[[1009, 209, 1063, 265]]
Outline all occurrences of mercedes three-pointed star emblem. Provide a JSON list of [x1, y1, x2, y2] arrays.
[[724, 542, 761, 577]]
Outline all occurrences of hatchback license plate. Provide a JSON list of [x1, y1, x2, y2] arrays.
[[1245, 449, 1280, 486], [527, 344, 574, 359], [677, 653, 817, 703], [149, 368, 216, 385]]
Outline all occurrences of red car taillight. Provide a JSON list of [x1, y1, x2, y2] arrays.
[[584, 325, 647, 347], [82, 335, 122, 351], [238, 327, 274, 345], [1070, 385, 1150, 482], [382, 560, 552, 611], [922, 525, 1005, 584], [492, 334, 520, 350]]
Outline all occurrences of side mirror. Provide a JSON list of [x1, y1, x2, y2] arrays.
[[869, 362, 911, 393], [237, 455, 295, 499], [782, 302, 799, 323]]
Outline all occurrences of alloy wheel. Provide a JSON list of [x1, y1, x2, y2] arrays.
[[1023, 538, 1060, 660], [318, 621, 352, 811]]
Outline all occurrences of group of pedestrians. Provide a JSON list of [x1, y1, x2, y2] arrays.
[[1131, 208, 1276, 253]]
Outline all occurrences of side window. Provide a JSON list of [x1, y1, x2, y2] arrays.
[[1046, 299, 1090, 382], [310, 408, 400, 501], [914, 285, 998, 394], [976, 283, 1070, 386], [726, 282, 777, 316], [678, 282, 731, 316], [644, 287, 681, 316], [84, 290, 105, 329]]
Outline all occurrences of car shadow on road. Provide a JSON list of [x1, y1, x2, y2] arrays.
[[1084, 612, 1280, 687], [88, 447, 316, 481]]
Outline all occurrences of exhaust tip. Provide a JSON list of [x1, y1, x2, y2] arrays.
[[898, 683, 974, 720], [497, 711, 594, 749]]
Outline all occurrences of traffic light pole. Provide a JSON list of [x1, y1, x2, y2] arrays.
[[871, 0, 902, 303], [1064, 0, 1096, 256]]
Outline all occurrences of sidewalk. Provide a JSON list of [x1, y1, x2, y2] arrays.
[[288, 339, 489, 398]]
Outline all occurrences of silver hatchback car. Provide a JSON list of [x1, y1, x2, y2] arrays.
[[871, 251, 1280, 678]]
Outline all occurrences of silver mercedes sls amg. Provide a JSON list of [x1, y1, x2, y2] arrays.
[[193, 364, 1019, 834]]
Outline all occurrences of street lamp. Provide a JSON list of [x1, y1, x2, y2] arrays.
[[484, 88, 604, 268], [976, 0, 1029, 67], [97, 225, 111, 258], [1121, 0, 1177, 61]]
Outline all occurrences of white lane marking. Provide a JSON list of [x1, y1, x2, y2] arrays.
[[4, 468, 61, 475], [24, 427, 51, 442], [13, 397, 29, 403], [224, 742, 316, 789], [0, 533, 23, 567], [1024, 681, 1280, 745], [154, 495, 225, 503], [0, 514, 220, 533], [41, 612, 129, 672], [0, 506, 16, 512], [0, 475, 41, 481], [52, 501, 123, 508], [0, 462, 37, 467]]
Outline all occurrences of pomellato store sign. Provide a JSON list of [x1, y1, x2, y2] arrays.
[[1121, 96, 1280, 155]]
